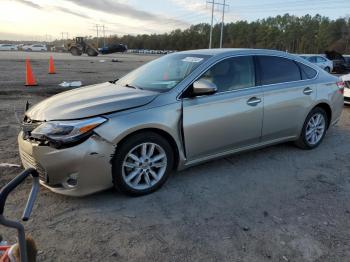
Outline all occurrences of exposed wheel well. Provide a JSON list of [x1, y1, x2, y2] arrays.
[[314, 103, 332, 128], [116, 128, 180, 169]]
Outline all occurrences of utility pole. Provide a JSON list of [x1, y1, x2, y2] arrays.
[[207, 1, 229, 49], [95, 24, 100, 48], [208, 0, 214, 49], [102, 25, 106, 47], [60, 32, 69, 40], [219, 0, 226, 48]]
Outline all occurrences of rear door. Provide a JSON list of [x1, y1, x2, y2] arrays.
[[182, 56, 263, 161], [256, 55, 317, 141]]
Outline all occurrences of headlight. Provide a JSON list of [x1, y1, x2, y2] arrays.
[[31, 117, 107, 147]]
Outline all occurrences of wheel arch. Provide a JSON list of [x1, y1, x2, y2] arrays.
[[313, 102, 332, 128], [114, 127, 181, 170]]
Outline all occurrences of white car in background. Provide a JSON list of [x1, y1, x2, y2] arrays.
[[299, 55, 333, 73], [0, 44, 18, 51], [341, 73, 350, 104], [22, 44, 47, 52]]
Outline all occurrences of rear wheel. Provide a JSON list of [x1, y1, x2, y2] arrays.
[[295, 107, 328, 149], [111, 132, 174, 196]]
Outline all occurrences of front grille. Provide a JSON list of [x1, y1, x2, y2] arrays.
[[19, 150, 47, 182]]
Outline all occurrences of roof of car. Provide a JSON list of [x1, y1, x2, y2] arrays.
[[298, 54, 326, 57], [178, 48, 291, 57]]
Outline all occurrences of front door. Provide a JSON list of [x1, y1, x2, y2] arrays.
[[182, 56, 263, 161]]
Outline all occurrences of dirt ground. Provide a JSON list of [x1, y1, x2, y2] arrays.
[[0, 51, 350, 262]]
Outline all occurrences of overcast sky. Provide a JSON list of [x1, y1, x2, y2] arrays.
[[0, 0, 349, 41]]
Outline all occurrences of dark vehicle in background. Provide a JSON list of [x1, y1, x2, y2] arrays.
[[325, 50, 350, 73], [344, 55, 350, 65], [99, 44, 127, 54]]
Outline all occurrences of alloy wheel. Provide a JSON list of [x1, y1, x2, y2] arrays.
[[122, 142, 167, 190], [305, 113, 326, 145]]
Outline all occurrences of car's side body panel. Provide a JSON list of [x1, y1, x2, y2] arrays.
[[182, 86, 263, 160], [94, 101, 186, 165], [261, 80, 317, 141]]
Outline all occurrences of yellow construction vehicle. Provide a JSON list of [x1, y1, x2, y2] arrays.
[[65, 37, 99, 56]]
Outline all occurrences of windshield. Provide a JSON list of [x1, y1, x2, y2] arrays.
[[117, 53, 211, 91]]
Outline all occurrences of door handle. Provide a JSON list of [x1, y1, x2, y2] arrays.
[[303, 87, 313, 95], [247, 97, 262, 106]]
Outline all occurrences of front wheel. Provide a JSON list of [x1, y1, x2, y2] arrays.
[[111, 132, 174, 196], [87, 48, 98, 56], [295, 107, 328, 150], [70, 47, 82, 56]]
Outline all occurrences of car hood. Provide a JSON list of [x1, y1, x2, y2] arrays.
[[26, 82, 158, 121]]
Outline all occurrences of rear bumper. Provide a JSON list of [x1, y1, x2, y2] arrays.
[[18, 132, 115, 196]]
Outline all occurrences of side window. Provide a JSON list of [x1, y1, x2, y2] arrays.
[[258, 56, 301, 85], [297, 62, 317, 80], [316, 56, 326, 62], [198, 56, 255, 92], [309, 56, 317, 63]]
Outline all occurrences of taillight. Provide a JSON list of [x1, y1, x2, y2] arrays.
[[336, 81, 345, 94]]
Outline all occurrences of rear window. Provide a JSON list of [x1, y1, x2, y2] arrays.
[[258, 56, 301, 85], [297, 62, 317, 79]]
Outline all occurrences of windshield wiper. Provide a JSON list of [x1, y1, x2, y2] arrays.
[[108, 78, 119, 84], [125, 84, 143, 90]]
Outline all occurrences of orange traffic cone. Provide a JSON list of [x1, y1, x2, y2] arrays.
[[48, 55, 55, 74], [25, 58, 37, 86]]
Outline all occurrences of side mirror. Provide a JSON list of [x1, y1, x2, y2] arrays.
[[192, 79, 217, 96]]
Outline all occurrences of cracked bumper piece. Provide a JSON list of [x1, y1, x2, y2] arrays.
[[344, 87, 350, 104], [18, 132, 115, 196]]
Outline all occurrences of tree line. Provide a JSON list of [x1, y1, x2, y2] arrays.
[[105, 14, 350, 54]]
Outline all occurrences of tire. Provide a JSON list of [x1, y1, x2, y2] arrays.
[[324, 67, 330, 73], [70, 47, 82, 56], [295, 107, 328, 150], [111, 132, 174, 196], [87, 48, 98, 56]]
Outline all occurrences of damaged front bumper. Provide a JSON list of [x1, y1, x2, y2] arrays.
[[344, 86, 350, 104], [18, 132, 115, 196]]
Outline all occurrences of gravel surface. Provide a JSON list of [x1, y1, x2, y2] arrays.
[[0, 51, 349, 262]]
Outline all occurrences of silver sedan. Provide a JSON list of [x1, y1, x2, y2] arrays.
[[18, 49, 344, 196]]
